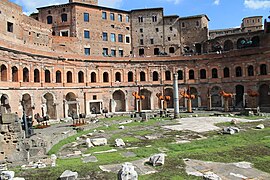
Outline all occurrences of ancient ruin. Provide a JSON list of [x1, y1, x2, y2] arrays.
[[0, 0, 270, 179]]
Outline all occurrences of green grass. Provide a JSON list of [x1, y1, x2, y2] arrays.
[[16, 116, 270, 179]]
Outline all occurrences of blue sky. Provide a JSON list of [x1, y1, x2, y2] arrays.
[[11, 0, 270, 30]]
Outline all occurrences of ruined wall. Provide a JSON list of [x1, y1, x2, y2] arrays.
[[179, 15, 209, 54], [131, 8, 164, 57], [0, 0, 53, 51], [163, 16, 181, 56]]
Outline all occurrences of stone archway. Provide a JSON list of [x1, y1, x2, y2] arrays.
[[190, 87, 198, 107], [112, 90, 126, 112], [211, 86, 222, 108], [22, 94, 33, 117], [0, 94, 11, 114], [140, 89, 152, 110], [235, 85, 244, 108], [259, 84, 270, 108], [65, 92, 78, 117], [44, 93, 56, 119], [164, 88, 174, 108]]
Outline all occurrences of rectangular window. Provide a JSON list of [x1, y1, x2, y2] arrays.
[[7, 22, 13, 33], [111, 49, 116, 57], [156, 28, 159, 32], [102, 32, 108, 41], [61, 30, 69, 37], [150, 38, 154, 44], [84, 48, 90, 56], [140, 39, 144, 45], [138, 16, 143, 23], [102, 12, 107, 19], [126, 27, 130, 30], [170, 27, 173, 31], [84, 13, 89, 22], [93, 95, 97, 100], [103, 48, 108, 56], [119, 50, 123, 57], [118, 34, 123, 42], [126, 36, 130, 43], [140, 28, 143, 33], [168, 37, 171, 41], [84, 30, 90, 39], [152, 15, 157, 22], [110, 13, 115, 21], [111, 33, 116, 42], [118, 14, 122, 22], [126, 15, 129, 22]]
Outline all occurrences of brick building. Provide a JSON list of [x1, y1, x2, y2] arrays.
[[0, 0, 270, 121]]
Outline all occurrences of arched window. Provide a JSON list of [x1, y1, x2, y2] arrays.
[[224, 40, 233, 51], [56, 71, 62, 83], [91, 72, 97, 83], [189, 70, 194, 79], [153, 71, 159, 81], [248, 65, 254, 76], [177, 70, 183, 80], [165, 71, 171, 80], [237, 38, 246, 49], [0, 64, 7, 81], [103, 72, 109, 82], [47, 16, 53, 24], [67, 71, 72, 83], [115, 72, 121, 82], [61, 13, 68, 22], [140, 71, 146, 81], [12, 66, 18, 82], [34, 69, 40, 83], [23, 67, 29, 82], [128, 71, 133, 82], [45, 70, 51, 83], [169, 47, 175, 53], [251, 36, 260, 47], [223, 67, 230, 78], [154, 48, 159, 55], [200, 69, 206, 79], [212, 68, 218, 78], [260, 64, 267, 75], [78, 71, 84, 83], [235, 66, 242, 77]]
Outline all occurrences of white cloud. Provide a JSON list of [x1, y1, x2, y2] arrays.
[[244, 0, 270, 9], [14, 0, 123, 14], [213, 0, 220, 5], [165, 0, 181, 4], [99, 0, 123, 8]]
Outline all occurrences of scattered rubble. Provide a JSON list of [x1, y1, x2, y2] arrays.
[[118, 162, 138, 180], [256, 124, 265, 129], [91, 138, 107, 146], [59, 170, 78, 180], [149, 154, 165, 166], [222, 127, 240, 135], [115, 138, 125, 147]]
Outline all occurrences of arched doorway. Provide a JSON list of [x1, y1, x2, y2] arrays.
[[235, 85, 244, 108], [112, 90, 126, 112], [211, 86, 222, 108], [224, 40, 233, 51], [140, 89, 152, 110], [0, 64, 7, 81], [0, 94, 11, 114], [22, 94, 33, 117], [44, 93, 56, 119], [190, 87, 198, 107], [259, 84, 270, 107], [164, 88, 174, 108], [65, 92, 78, 117]]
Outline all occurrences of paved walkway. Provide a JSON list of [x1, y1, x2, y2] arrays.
[[163, 117, 265, 133], [185, 159, 270, 180]]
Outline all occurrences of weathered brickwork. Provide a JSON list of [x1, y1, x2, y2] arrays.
[[0, 0, 269, 122]]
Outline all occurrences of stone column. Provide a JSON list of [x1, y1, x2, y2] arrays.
[[207, 95, 212, 111], [173, 74, 179, 118]]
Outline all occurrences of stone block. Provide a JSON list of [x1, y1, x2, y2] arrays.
[[1, 114, 18, 124], [60, 170, 78, 180]]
